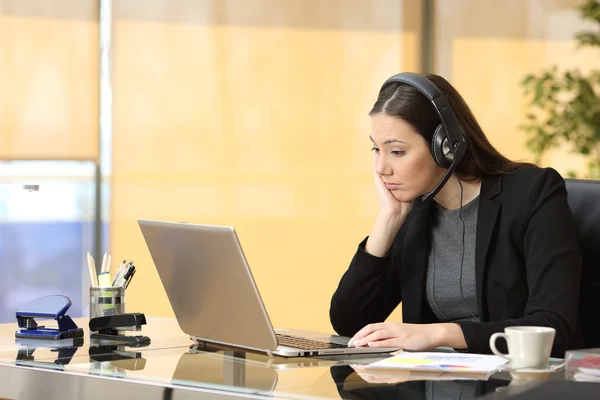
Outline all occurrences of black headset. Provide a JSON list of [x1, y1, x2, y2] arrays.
[[379, 72, 468, 202]]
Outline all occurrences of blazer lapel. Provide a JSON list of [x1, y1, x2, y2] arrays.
[[475, 175, 503, 321]]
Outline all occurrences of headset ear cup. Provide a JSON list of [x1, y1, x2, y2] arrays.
[[431, 125, 452, 169]]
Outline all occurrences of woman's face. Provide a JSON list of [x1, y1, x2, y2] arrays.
[[370, 113, 445, 202]]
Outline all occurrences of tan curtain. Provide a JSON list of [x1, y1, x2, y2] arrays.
[[111, 0, 421, 331], [0, 0, 99, 160]]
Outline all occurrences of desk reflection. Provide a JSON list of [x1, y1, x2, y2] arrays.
[[330, 365, 511, 399], [88, 344, 147, 377], [173, 345, 377, 395], [15, 337, 83, 369], [173, 348, 279, 392]]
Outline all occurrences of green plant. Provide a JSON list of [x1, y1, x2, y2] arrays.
[[521, 0, 600, 179]]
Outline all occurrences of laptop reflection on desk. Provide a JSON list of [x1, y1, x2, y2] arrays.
[[172, 350, 279, 393], [138, 219, 400, 358], [173, 345, 386, 394]]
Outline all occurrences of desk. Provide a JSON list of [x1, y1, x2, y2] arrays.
[[0, 317, 583, 399]]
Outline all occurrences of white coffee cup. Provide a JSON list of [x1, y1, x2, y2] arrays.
[[489, 326, 555, 370]]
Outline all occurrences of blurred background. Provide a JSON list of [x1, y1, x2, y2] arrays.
[[1, 0, 598, 333]]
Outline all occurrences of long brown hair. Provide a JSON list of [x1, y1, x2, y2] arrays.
[[369, 73, 535, 180]]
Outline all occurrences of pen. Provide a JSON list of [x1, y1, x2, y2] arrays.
[[117, 263, 135, 287], [124, 268, 136, 289], [112, 260, 127, 287]]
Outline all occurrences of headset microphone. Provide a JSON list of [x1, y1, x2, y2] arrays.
[[421, 141, 467, 202]]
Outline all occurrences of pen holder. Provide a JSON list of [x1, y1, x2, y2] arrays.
[[90, 286, 125, 319]]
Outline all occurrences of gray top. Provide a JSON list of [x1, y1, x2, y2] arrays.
[[426, 196, 480, 322], [426, 380, 477, 400]]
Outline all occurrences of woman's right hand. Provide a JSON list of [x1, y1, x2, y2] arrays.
[[365, 171, 414, 257], [373, 170, 414, 219]]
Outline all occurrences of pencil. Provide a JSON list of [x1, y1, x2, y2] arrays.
[[104, 254, 111, 276], [101, 252, 108, 273], [87, 252, 99, 287]]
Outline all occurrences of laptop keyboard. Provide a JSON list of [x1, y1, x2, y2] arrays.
[[276, 334, 348, 350]]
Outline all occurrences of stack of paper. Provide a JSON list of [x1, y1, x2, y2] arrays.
[[567, 354, 600, 382], [365, 352, 508, 375], [565, 348, 600, 382]]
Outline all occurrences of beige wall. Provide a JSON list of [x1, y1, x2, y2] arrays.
[[111, 0, 423, 333], [434, 0, 598, 176], [5, 0, 597, 335], [0, 1, 99, 160]]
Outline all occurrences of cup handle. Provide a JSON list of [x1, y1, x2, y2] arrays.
[[489, 332, 512, 361], [550, 360, 567, 371]]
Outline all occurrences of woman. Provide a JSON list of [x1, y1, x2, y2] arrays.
[[329, 72, 582, 357]]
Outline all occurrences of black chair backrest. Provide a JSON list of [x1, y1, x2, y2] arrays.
[[565, 178, 600, 348]]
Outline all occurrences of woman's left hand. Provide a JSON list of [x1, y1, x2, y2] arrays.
[[348, 322, 446, 351]]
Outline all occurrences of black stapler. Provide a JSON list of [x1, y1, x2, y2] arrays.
[[89, 313, 151, 345], [89, 344, 147, 370], [15, 295, 84, 341]]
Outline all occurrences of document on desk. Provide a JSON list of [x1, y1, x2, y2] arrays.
[[364, 352, 508, 374]]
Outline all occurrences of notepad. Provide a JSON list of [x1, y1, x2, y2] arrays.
[[365, 352, 508, 374]]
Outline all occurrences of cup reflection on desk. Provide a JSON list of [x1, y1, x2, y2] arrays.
[[89, 286, 126, 318]]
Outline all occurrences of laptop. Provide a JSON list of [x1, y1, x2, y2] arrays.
[[187, 343, 387, 370], [138, 219, 400, 357]]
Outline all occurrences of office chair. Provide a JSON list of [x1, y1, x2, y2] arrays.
[[565, 178, 600, 348]]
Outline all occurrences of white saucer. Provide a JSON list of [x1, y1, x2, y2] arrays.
[[508, 367, 554, 380], [497, 363, 564, 381]]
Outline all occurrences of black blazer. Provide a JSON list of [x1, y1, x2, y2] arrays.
[[330, 167, 582, 357], [330, 365, 510, 399]]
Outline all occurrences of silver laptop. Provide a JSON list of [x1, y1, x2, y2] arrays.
[[138, 219, 400, 357]]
